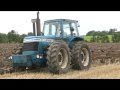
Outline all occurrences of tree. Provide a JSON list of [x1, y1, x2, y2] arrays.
[[112, 33, 120, 42], [19, 34, 27, 43], [86, 30, 109, 43], [28, 32, 33, 36], [86, 30, 96, 36], [108, 28, 117, 35], [0, 33, 8, 43], [7, 30, 20, 43]]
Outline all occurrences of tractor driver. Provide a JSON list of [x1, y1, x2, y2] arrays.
[[56, 24, 61, 37], [70, 26, 74, 36]]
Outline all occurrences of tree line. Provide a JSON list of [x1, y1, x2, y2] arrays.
[[0, 30, 33, 43], [0, 29, 120, 43], [85, 28, 120, 43]]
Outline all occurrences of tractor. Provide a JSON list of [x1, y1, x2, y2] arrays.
[[10, 12, 91, 74]]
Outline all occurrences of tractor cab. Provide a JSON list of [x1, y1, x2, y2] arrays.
[[42, 19, 83, 47], [43, 19, 80, 39]]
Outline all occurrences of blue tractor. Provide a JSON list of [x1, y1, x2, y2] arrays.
[[10, 12, 91, 74]]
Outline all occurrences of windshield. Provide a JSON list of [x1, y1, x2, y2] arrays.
[[43, 21, 61, 37], [63, 21, 79, 37]]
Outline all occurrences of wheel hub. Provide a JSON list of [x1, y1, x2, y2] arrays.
[[58, 48, 68, 69], [81, 48, 89, 66], [58, 52, 63, 66]]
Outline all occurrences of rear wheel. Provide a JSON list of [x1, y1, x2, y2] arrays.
[[47, 41, 71, 74], [71, 42, 91, 70]]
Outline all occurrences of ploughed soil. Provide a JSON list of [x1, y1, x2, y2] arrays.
[[0, 43, 120, 76]]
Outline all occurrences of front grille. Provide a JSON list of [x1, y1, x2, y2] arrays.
[[23, 42, 39, 51]]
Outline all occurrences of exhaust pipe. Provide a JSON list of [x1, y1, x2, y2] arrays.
[[31, 11, 41, 36], [33, 22, 36, 36], [31, 19, 36, 36], [36, 11, 41, 36]]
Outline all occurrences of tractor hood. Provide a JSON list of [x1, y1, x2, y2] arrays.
[[23, 35, 56, 43], [23, 35, 57, 55]]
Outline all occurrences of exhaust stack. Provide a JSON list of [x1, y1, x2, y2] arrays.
[[31, 11, 41, 36], [32, 22, 36, 36], [36, 11, 41, 36]]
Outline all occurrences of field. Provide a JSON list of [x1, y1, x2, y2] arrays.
[[0, 43, 120, 79], [84, 35, 113, 42], [0, 64, 120, 79]]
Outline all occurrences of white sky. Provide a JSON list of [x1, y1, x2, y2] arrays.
[[0, 11, 120, 35]]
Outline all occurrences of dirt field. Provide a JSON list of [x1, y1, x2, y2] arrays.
[[0, 43, 120, 79], [0, 64, 120, 79], [88, 43, 120, 65], [0, 43, 22, 71]]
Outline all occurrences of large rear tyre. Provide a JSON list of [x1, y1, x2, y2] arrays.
[[47, 41, 71, 74], [71, 42, 91, 70]]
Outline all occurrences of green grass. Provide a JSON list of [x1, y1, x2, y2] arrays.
[[108, 35, 113, 42], [84, 36, 93, 42], [84, 35, 113, 42]]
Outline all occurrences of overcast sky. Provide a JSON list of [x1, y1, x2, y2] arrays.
[[0, 11, 120, 35]]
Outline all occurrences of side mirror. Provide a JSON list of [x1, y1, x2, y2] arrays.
[[77, 25, 80, 27], [77, 22, 80, 27], [73, 33, 76, 36], [40, 32, 44, 35]]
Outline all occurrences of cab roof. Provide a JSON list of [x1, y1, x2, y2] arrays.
[[44, 19, 78, 23]]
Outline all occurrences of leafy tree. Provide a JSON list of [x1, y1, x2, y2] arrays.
[[86, 30, 96, 36], [7, 30, 19, 43], [0, 33, 8, 43], [108, 28, 117, 35], [28, 32, 33, 36], [19, 34, 27, 43], [112, 33, 120, 42]]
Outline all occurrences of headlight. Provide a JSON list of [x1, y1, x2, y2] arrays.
[[8, 56, 12, 60], [36, 55, 39, 58], [39, 55, 43, 59], [36, 55, 43, 59]]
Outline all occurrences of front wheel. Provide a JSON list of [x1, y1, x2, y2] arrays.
[[71, 42, 91, 70], [47, 41, 71, 74]]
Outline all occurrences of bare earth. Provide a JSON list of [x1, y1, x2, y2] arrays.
[[0, 43, 120, 79], [0, 64, 120, 79]]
